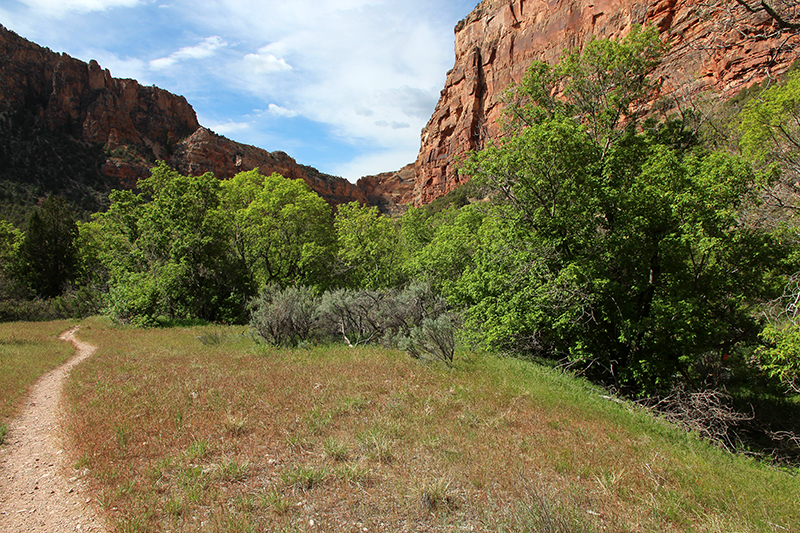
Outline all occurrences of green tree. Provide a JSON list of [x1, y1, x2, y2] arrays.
[[739, 69, 800, 212], [335, 202, 406, 289], [505, 25, 667, 152], [0, 219, 20, 272], [17, 196, 79, 298], [457, 30, 783, 394], [401, 204, 483, 296], [0, 219, 22, 297], [222, 170, 335, 291], [759, 273, 800, 394], [737, 70, 800, 390], [94, 164, 336, 325], [96, 163, 237, 324]]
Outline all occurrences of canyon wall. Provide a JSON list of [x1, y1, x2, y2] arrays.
[[5, 0, 799, 214], [0, 25, 373, 208], [414, 0, 800, 205]]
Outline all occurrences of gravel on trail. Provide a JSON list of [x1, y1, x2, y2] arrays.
[[0, 327, 107, 532]]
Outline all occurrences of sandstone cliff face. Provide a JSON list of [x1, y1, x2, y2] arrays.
[[0, 26, 200, 161], [0, 25, 378, 209], [415, 0, 800, 205], [169, 127, 368, 206], [356, 164, 417, 216]]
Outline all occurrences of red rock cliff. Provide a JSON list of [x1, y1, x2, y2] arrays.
[[0, 25, 370, 207], [0, 25, 199, 165], [414, 0, 800, 205]]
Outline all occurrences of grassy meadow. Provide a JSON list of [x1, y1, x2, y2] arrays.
[[0, 320, 76, 425], [49, 318, 796, 533], [1, 319, 798, 531]]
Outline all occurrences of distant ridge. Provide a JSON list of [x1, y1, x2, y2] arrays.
[[0, 24, 411, 220]]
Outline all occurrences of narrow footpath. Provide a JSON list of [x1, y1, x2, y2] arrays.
[[0, 327, 107, 532]]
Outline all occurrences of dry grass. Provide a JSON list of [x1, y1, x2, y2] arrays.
[[62, 319, 800, 532], [0, 319, 76, 422]]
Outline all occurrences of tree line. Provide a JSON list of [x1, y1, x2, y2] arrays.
[[2, 27, 800, 406]]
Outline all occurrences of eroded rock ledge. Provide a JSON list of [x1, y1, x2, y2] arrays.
[[413, 0, 800, 206]]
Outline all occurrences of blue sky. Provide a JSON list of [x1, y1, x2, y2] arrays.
[[1, 0, 479, 181]]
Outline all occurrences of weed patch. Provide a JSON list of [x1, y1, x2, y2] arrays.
[[418, 477, 458, 512], [281, 465, 329, 492], [323, 437, 349, 462]]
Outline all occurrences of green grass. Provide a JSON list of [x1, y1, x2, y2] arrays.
[[57, 321, 800, 532], [0, 320, 76, 422]]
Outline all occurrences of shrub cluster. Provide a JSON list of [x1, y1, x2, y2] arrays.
[[249, 282, 456, 363], [0, 286, 102, 322]]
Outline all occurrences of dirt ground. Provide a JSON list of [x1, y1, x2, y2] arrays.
[[0, 327, 107, 532]]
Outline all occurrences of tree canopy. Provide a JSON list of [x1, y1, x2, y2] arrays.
[[454, 27, 787, 394], [17, 196, 79, 298]]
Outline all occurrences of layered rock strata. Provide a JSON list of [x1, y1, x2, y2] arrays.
[[414, 0, 800, 205]]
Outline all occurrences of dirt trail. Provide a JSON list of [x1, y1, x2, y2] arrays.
[[0, 327, 107, 532]]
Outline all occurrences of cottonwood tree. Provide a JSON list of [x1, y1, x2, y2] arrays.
[[503, 25, 667, 154], [759, 274, 800, 393], [94, 163, 238, 323], [739, 70, 800, 222], [457, 29, 786, 395], [335, 202, 406, 289], [221, 169, 335, 291]]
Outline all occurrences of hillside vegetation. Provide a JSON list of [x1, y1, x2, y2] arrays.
[[2, 29, 800, 468]]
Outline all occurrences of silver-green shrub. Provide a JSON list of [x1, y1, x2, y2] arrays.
[[249, 284, 317, 346]]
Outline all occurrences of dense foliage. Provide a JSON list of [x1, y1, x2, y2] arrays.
[[1, 28, 799, 442]]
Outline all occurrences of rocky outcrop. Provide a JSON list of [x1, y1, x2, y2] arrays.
[[356, 164, 416, 216], [169, 127, 369, 206], [0, 25, 199, 162], [0, 25, 377, 209], [414, 0, 800, 205]]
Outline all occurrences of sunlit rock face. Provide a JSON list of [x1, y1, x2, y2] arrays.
[[0, 25, 198, 168], [356, 164, 417, 216], [413, 0, 800, 206]]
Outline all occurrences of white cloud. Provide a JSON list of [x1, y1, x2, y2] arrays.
[[150, 36, 227, 70], [355, 106, 374, 117], [17, 0, 142, 17], [242, 49, 292, 75], [332, 148, 417, 181], [267, 104, 299, 118], [374, 120, 409, 129], [212, 1, 454, 160], [203, 120, 252, 135]]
